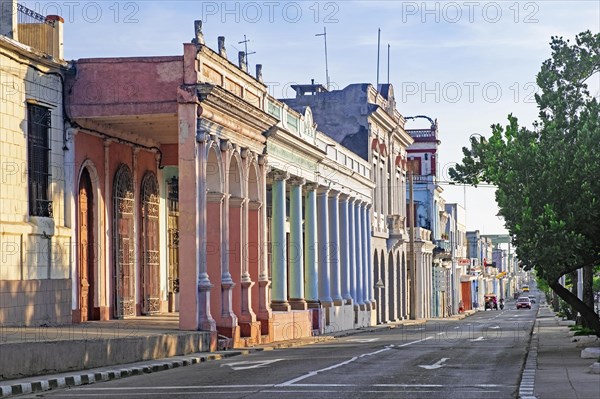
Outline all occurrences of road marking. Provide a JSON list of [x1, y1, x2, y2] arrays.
[[489, 325, 500, 329], [418, 358, 449, 370], [346, 338, 380, 343], [470, 336, 485, 342], [276, 337, 433, 386], [220, 359, 283, 370]]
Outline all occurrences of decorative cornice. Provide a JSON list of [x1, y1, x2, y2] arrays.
[[196, 84, 279, 134]]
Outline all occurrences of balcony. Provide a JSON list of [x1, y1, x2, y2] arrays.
[[1, 3, 64, 59], [433, 239, 451, 259], [412, 174, 435, 184], [387, 214, 405, 235]]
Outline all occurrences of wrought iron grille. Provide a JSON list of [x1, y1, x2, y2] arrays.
[[16, 4, 58, 57], [27, 104, 52, 217], [113, 164, 135, 318], [167, 176, 179, 293], [141, 172, 160, 314]]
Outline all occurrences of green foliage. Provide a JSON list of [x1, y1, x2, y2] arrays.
[[536, 274, 550, 293], [450, 30, 600, 332], [450, 30, 600, 281]]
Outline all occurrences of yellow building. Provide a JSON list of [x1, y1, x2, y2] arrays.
[[0, 0, 71, 326]]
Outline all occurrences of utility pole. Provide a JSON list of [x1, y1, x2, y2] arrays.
[[409, 171, 417, 320]]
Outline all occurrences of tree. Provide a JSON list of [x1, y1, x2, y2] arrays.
[[450, 30, 600, 335]]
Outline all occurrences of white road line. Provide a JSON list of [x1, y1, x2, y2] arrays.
[[276, 337, 433, 386]]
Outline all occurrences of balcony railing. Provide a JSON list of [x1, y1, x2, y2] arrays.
[[16, 3, 60, 58], [433, 239, 451, 253]]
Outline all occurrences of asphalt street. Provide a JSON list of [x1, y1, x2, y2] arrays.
[[24, 304, 537, 399]]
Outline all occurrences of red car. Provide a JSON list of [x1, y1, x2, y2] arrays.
[[516, 297, 532, 309]]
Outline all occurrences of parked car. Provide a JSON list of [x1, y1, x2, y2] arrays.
[[528, 295, 536, 304], [516, 297, 532, 309]]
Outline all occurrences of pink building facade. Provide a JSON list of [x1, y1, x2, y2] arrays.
[[66, 21, 376, 348]]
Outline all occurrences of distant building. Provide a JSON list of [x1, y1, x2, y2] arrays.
[[282, 82, 415, 323]]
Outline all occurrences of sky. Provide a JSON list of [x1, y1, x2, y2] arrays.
[[27, 0, 600, 234]]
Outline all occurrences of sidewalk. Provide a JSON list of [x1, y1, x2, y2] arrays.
[[521, 302, 600, 399]]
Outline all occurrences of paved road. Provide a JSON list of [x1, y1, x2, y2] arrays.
[[26, 304, 536, 399]]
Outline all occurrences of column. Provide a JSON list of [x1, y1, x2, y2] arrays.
[[329, 191, 343, 306], [361, 204, 370, 310], [367, 206, 376, 307], [193, 131, 216, 331], [339, 195, 352, 305], [270, 170, 290, 311], [348, 198, 356, 303], [317, 187, 332, 305], [289, 177, 307, 310], [240, 191, 254, 322], [257, 155, 271, 325], [220, 144, 236, 326], [132, 148, 139, 313], [304, 183, 319, 307], [355, 201, 364, 309]]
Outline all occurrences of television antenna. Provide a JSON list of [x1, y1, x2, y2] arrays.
[[315, 27, 330, 90], [238, 35, 256, 66]]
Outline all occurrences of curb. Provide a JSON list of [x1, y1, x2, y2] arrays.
[[0, 352, 244, 398], [518, 304, 542, 399], [0, 331, 349, 397], [0, 317, 460, 397]]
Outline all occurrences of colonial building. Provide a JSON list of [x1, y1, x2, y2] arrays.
[[445, 203, 468, 312], [404, 117, 445, 318], [0, 1, 71, 326], [65, 20, 376, 348], [282, 83, 414, 324]]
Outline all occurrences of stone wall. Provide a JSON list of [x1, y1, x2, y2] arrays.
[[0, 279, 72, 326]]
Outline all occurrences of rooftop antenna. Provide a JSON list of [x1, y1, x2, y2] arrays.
[[315, 27, 330, 90], [376, 28, 381, 89], [238, 35, 256, 66]]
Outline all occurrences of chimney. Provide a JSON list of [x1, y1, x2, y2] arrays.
[[256, 64, 263, 83], [1, 0, 17, 39], [238, 51, 247, 72], [218, 36, 227, 58], [46, 15, 64, 59], [192, 20, 205, 45]]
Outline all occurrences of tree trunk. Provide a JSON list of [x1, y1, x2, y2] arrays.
[[549, 279, 600, 337], [582, 265, 595, 329], [551, 290, 559, 312], [569, 271, 578, 320]]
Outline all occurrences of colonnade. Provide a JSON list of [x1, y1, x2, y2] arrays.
[[269, 170, 374, 312]]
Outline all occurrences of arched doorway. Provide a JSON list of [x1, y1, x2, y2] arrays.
[[374, 251, 381, 324], [228, 155, 243, 320], [113, 164, 135, 318], [78, 168, 95, 322], [141, 172, 160, 314]]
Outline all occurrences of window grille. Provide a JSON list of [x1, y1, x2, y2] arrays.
[[27, 104, 52, 217]]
